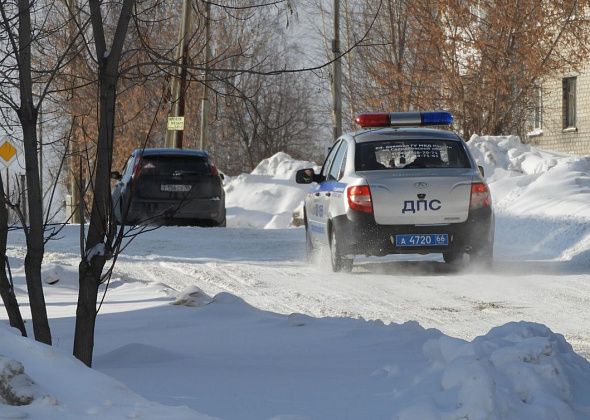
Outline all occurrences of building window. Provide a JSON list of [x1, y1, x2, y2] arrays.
[[563, 77, 576, 129], [533, 86, 543, 130]]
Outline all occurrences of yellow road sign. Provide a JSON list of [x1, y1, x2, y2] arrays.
[[0, 139, 17, 166], [167, 116, 185, 131]]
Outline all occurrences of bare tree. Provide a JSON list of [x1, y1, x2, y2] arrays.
[[72, 0, 136, 366], [0, 0, 361, 366], [0, 175, 26, 336], [0, 0, 74, 344], [349, 0, 590, 138]]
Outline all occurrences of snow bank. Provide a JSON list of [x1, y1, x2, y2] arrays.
[[224, 152, 318, 229], [0, 323, 211, 419], [468, 135, 590, 263], [30, 282, 586, 420], [467, 135, 590, 216], [396, 322, 590, 419]]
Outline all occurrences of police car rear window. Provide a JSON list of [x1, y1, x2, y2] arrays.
[[355, 140, 470, 171]]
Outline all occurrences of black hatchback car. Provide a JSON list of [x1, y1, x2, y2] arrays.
[[111, 148, 226, 226]]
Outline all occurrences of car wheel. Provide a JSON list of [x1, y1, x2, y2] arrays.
[[330, 228, 353, 273], [217, 215, 226, 227]]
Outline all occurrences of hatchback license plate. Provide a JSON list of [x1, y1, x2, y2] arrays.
[[394, 234, 448, 247], [161, 184, 191, 192]]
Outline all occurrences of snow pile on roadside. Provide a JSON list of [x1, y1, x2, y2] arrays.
[[396, 322, 590, 419], [249, 151, 314, 179], [468, 135, 590, 217], [468, 135, 590, 262], [0, 323, 210, 419], [224, 152, 318, 229], [8, 283, 588, 419]]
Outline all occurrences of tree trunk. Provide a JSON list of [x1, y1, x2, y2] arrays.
[[17, 0, 51, 345], [72, 0, 139, 366], [73, 257, 102, 367], [73, 72, 118, 367], [20, 120, 51, 345], [0, 176, 27, 337]]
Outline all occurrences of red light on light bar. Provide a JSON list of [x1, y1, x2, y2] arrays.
[[355, 113, 390, 128]]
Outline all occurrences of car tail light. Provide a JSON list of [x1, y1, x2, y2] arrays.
[[347, 185, 373, 213], [209, 162, 219, 176], [470, 182, 491, 210]]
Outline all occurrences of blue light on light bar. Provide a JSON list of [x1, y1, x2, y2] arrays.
[[420, 111, 453, 126]]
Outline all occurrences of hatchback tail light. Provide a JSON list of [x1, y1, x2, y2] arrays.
[[209, 162, 219, 176], [347, 185, 373, 213], [470, 182, 491, 210], [132, 158, 143, 178]]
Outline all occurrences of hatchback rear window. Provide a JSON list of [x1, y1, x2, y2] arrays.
[[355, 140, 470, 171], [140, 156, 210, 176]]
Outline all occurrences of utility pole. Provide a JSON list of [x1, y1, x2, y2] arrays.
[[199, 0, 211, 151], [66, 0, 81, 223], [165, 0, 192, 149], [331, 0, 343, 142]]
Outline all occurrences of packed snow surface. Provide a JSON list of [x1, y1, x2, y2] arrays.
[[2, 137, 590, 419]]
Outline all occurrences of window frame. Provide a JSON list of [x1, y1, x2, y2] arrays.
[[328, 142, 348, 181], [562, 76, 577, 129], [321, 141, 342, 179], [533, 86, 543, 130]]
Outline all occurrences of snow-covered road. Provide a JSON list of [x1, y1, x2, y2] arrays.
[[28, 222, 590, 362], [111, 228, 590, 360]]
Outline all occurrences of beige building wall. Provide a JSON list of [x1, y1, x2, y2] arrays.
[[528, 70, 590, 156]]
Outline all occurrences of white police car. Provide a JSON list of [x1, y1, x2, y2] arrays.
[[296, 111, 494, 272]]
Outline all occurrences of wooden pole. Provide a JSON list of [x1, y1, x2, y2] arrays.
[[165, 0, 192, 148], [332, 0, 343, 142], [199, 0, 211, 151]]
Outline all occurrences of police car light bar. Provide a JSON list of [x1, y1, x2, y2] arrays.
[[355, 111, 453, 128]]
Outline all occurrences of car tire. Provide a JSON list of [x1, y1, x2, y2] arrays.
[[330, 228, 353, 273]]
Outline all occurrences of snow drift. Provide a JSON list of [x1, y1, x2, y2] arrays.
[[5, 290, 590, 419], [224, 152, 318, 229], [0, 324, 209, 419], [469, 135, 590, 263], [397, 322, 590, 419]]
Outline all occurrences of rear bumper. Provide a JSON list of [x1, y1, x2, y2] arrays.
[[332, 207, 494, 256], [126, 196, 225, 226]]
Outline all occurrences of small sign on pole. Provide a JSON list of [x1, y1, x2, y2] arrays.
[[167, 116, 185, 131], [0, 138, 17, 167]]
